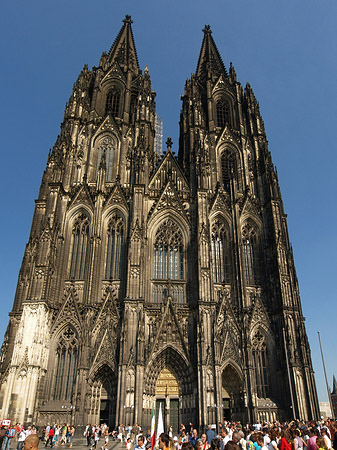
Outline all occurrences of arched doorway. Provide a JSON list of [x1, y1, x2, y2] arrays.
[[144, 346, 196, 432], [156, 368, 179, 434], [222, 364, 244, 422], [88, 365, 117, 428]]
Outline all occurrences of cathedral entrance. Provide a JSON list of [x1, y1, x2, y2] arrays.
[[89, 365, 117, 428], [222, 364, 244, 423], [155, 368, 180, 434], [144, 346, 196, 431]]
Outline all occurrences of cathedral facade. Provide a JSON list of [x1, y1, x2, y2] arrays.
[[0, 16, 319, 429]]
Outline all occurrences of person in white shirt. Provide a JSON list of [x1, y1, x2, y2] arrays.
[[16, 429, 26, 450], [321, 429, 332, 450]]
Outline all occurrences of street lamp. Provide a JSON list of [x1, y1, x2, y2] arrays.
[[61, 405, 75, 424]]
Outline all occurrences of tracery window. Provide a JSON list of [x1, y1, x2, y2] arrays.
[[154, 219, 183, 280], [69, 214, 90, 280], [221, 150, 237, 192], [216, 98, 230, 128], [105, 89, 120, 117], [242, 223, 260, 285], [96, 136, 115, 182], [105, 214, 124, 280], [53, 326, 79, 401], [252, 330, 270, 398], [211, 219, 230, 284]]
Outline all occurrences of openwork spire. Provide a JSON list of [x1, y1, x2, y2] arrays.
[[107, 14, 140, 71], [196, 24, 227, 81]]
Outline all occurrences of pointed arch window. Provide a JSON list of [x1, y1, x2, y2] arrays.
[[154, 219, 183, 280], [252, 330, 270, 398], [216, 98, 230, 128], [70, 213, 90, 280], [211, 219, 230, 284], [242, 224, 260, 286], [53, 326, 79, 401], [96, 136, 115, 182], [105, 89, 120, 117], [221, 150, 238, 192], [105, 213, 124, 280]]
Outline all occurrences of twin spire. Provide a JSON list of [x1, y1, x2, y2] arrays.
[[107, 14, 140, 71], [108, 16, 227, 80], [196, 24, 228, 80]]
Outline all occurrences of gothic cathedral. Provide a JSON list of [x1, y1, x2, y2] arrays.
[[0, 16, 319, 429]]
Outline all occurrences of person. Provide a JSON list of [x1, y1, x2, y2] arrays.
[[220, 429, 230, 450], [306, 429, 318, 450], [59, 426, 67, 446], [190, 430, 199, 448], [159, 434, 171, 450], [201, 434, 210, 450], [53, 426, 60, 448], [321, 429, 332, 450], [91, 427, 100, 450], [316, 437, 328, 450], [101, 428, 110, 450], [207, 428, 216, 445], [23, 435, 39, 450], [267, 429, 279, 450], [16, 428, 26, 450], [256, 435, 268, 450], [3, 427, 16, 450], [182, 443, 194, 450], [333, 429, 337, 450], [68, 427, 75, 449], [210, 439, 221, 450], [180, 431, 188, 446], [135, 436, 146, 450], [279, 430, 292, 450], [45, 427, 54, 448]]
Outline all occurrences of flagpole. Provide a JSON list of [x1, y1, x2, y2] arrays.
[[318, 331, 335, 420]]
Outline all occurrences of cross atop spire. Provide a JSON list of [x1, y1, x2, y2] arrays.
[[107, 15, 139, 71], [166, 137, 173, 151], [202, 24, 212, 34], [123, 14, 133, 24]]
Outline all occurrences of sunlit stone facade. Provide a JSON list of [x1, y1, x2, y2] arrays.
[[0, 16, 319, 429]]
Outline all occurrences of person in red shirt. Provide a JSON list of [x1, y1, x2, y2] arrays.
[[45, 428, 55, 448], [279, 429, 292, 450]]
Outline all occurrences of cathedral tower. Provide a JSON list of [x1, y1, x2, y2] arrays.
[[0, 17, 319, 428]]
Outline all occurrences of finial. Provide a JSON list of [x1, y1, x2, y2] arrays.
[[123, 14, 133, 24], [166, 137, 173, 151], [144, 64, 149, 74], [202, 24, 212, 34]]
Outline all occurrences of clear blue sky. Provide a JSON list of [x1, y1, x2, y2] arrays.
[[1, 0, 336, 405]]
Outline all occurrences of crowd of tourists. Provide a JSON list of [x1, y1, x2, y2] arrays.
[[1, 419, 337, 450], [115, 420, 337, 450], [0, 424, 75, 450]]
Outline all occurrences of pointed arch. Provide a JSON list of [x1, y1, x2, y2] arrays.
[[250, 328, 271, 398], [150, 216, 186, 305], [105, 212, 125, 280], [211, 215, 231, 284], [95, 134, 117, 182], [241, 220, 261, 286], [216, 143, 243, 194], [216, 97, 230, 128], [144, 345, 194, 396], [52, 325, 79, 401], [87, 363, 117, 428], [105, 89, 120, 117], [69, 212, 90, 280], [221, 362, 245, 421]]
